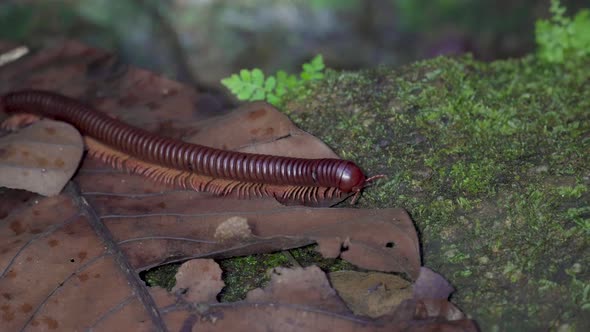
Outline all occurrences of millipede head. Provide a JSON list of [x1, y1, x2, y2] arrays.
[[337, 162, 367, 193], [348, 173, 387, 205], [337, 161, 386, 193]]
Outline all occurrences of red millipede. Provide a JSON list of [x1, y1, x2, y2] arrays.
[[1, 90, 381, 203]]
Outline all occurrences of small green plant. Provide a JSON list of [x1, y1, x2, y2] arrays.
[[535, 0, 590, 63], [221, 55, 325, 106]]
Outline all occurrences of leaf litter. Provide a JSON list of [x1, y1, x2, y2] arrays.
[[0, 41, 477, 330]]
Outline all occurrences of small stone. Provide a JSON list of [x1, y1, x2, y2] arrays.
[[378, 139, 390, 148], [214, 216, 252, 241], [570, 263, 582, 274], [531, 165, 549, 173]]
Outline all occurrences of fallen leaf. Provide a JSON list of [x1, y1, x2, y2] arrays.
[[412, 298, 467, 321], [78, 189, 420, 277], [0, 120, 83, 196], [169, 265, 478, 331], [246, 266, 346, 312], [0, 188, 36, 219], [185, 101, 341, 159], [214, 216, 253, 242], [172, 259, 224, 303], [413, 267, 455, 300], [329, 270, 413, 318], [328, 267, 459, 319]]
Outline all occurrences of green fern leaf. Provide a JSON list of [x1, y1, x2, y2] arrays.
[[301, 55, 325, 81], [536, 0, 590, 63], [221, 54, 326, 105], [220, 74, 238, 92], [251, 68, 265, 86], [309, 54, 325, 71], [251, 88, 265, 101], [239, 69, 252, 82], [264, 76, 276, 92], [237, 85, 255, 100], [277, 70, 298, 89], [267, 93, 280, 106], [220, 69, 268, 101]]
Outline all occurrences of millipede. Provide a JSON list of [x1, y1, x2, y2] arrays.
[[0, 90, 382, 205]]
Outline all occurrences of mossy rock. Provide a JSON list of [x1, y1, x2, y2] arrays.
[[145, 54, 588, 331], [283, 54, 590, 331]]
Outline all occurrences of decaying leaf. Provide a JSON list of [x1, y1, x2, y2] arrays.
[[329, 270, 413, 318], [214, 216, 253, 242], [246, 266, 346, 311], [172, 259, 225, 303], [77, 189, 420, 278], [413, 267, 455, 300], [328, 267, 459, 319], [185, 101, 342, 159], [0, 185, 456, 331], [0, 120, 83, 196], [169, 264, 478, 331]]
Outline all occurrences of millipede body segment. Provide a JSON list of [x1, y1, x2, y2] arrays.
[[1, 90, 369, 197]]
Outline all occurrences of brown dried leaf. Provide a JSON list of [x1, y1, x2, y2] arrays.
[[170, 265, 478, 331], [328, 268, 459, 319], [413, 267, 455, 300], [78, 190, 420, 277], [185, 101, 340, 158], [172, 259, 224, 303], [0, 188, 36, 220], [214, 216, 253, 242], [246, 266, 347, 312], [0, 120, 83, 196], [329, 270, 413, 318]]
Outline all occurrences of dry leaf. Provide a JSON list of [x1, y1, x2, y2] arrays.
[[413, 267, 455, 300], [174, 265, 478, 331], [0, 120, 83, 196], [329, 270, 413, 318], [214, 216, 253, 242], [172, 259, 224, 303], [78, 190, 420, 277], [329, 268, 459, 319], [185, 101, 341, 159], [246, 266, 346, 311]]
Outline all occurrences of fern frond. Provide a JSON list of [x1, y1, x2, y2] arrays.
[[221, 54, 326, 106]]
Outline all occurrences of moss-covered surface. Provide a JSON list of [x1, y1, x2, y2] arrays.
[[142, 245, 358, 302], [144, 54, 588, 331], [280, 55, 590, 331], [216, 252, 292, 302], [216, 246, 358, 302], [141, 263, 179, 291]]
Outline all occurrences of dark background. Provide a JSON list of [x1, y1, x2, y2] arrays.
[[1, 0, 588, 92]]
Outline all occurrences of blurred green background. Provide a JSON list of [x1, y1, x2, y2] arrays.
[[1, 0, 588, 91]]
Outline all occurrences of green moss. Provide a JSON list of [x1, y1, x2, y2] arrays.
[[283, 54, 590, 330], [215, 246, 355, 302], [141, 263, 180, 291], [216, 252, 291, 302], [288, 245, 358, 272], [142, 253, 294, 301]]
